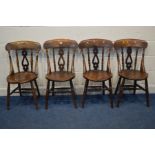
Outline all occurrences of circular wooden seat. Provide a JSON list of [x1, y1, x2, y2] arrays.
[[83, 71, 112, 82], [46, 71, 75, 82], [119, 70, 148, 80], [7, 72, 37, 84]]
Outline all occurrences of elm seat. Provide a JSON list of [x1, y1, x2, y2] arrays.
[[46, 71, 75, 82], [119, 70, 148, 80], [7, 72, 37, 84], [5, 40, 41, 110], [83, 71, 112, 82], [114, 38, 150, 107], [79, 38, 114, 108]]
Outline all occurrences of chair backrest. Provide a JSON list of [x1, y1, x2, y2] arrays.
[[5, 41, 41, 75], [43, 39, 78, 74], [79, 39, 113, 73], [114, 39, 148, 72]]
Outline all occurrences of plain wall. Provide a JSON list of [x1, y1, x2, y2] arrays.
[[0, 26, 155, 95]]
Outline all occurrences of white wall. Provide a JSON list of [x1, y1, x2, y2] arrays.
[[0, 26, 155, 95]]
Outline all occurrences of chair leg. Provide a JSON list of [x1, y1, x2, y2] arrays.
[[30, 81, 39, 110], [116, 78, 125, 107], [109, 79, 113, 108], [45, 80, 50, 110], [34, 80, 40, 97], [18, 83, 22, 96], [51, 81, 55, 96], [6, 82, 10, 110], [114, 77, 122, 95], [102, 81, 105, 95], [145, 79, 150, 107], [70, 80, 77, 108], [133, 80, 137, 95], [81, 79, 89, 108]]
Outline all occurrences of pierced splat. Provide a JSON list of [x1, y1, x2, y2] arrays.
[[43, 39, 78, 109], [125, 47, 133, 70], [58, 48, 65, 71], [92, 46, 99, 70], [79, 39, 114, 108], [5, 41, 41, 110], [114, 39, 150, 107], [22, 49, 29, 71]]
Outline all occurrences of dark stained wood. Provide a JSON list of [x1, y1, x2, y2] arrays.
[[45, 80, 50, 110], [134, 48, 139, 70], [92, 46, 99, 70], [145, 79, 150, 107], [6, 41, 41, 51], [109, 79, 113, 108], [58, 48, 65, 71], [102, 81, 105, 95], [44, 39, 78, 49], [70, 80, 77, 108], [125, 47, 132, 70], [44, 39, 78, 109], [133, 80, 137, 95], [18, 83, 22, 96], [34, 79, 40, 97], [22, 49, 29, 71], [6, 83, 10, 110], [79, 39, 113, 48], [79, 38, 114, 108], [114, 38, 150, 107], [81, 79, 89, 108], [5, 40, 41, 110], [51, 81, 55, 96]]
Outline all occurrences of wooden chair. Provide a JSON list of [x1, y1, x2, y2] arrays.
[[43, 39, 78, 109], [114, 39, 150, 107], [79, 39, 114, 108], [5, 41, 41, 110]]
